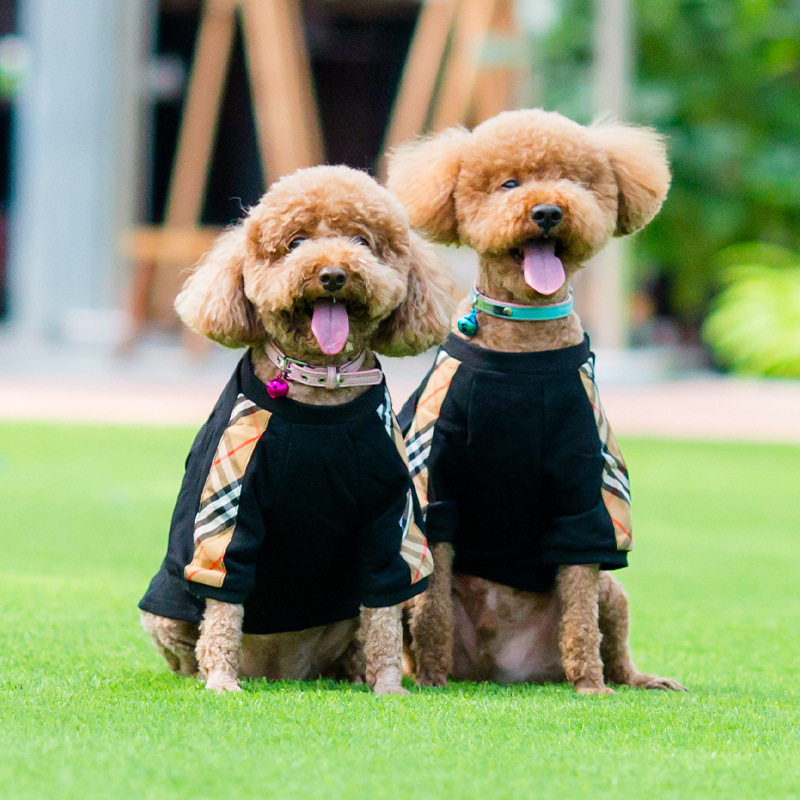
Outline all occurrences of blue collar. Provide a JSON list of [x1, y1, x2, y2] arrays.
[[470, 285, 574, 320], [458, 286, 574, 336]]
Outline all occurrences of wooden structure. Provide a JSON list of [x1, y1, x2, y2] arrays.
[[122, 0, 323, 350], [379, 0, 520, 172], [123, 0, 522, 349]]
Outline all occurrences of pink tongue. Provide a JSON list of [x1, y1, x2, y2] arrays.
[[311, 298, 349, 355], [523, 240, 565, 296]]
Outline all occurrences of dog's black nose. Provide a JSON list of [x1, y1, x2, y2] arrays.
[[531, 204, 563, 234], [318, 266, 347, 293]]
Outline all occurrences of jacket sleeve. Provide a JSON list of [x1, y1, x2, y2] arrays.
[[402, 354, 464, 544], [182, 396, 272, 604], [422, 408, 467, 544], [360, 393, 434, 608], [538, 361, 630, 570], [359, 485, 430, 608]]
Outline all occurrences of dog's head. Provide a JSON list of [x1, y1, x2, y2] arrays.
[[175, 165, 454, 358], [387, 109, 670, 297]]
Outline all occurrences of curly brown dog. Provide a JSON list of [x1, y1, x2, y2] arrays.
[[389, 109, 685, 694], [139, 165, 455, 694]]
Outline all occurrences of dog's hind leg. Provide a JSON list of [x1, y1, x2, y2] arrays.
[[598, 571, 638, 684], [327, 628, 366, 683], [598, 572, 686, 691], [363, 605, 408, 695], [401, 600, 416, 677], [140, 611, 200, 677], [409, 541, 453, 687], [557, 564, 612, 694], [196, 599, 244, 693]]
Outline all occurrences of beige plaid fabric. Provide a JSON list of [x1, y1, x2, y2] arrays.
[[377, 387, 434, 584], [403, 351, 461, 513], [579, 359, 633, 552], [184, 394, 271, 588]]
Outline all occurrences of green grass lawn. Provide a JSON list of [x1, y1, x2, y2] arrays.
[[1, 423, 798, 800]]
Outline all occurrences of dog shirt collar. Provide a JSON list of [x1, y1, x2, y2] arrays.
[[264, 341, 384, 393], [457, 285, 574, 336]]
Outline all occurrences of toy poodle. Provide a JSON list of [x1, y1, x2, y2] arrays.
[[388, 109, 685, 694], [139, 165, 455, 693]]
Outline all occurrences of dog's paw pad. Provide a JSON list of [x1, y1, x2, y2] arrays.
[[207, 682, 242, 694], [205, 673, 242, 693], [372, 683, 410, 696], [575, 683, 614, 695]]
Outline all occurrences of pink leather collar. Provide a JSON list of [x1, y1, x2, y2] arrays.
[[264, 341, 383, 390]]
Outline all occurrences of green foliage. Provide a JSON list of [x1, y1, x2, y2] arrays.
[[1, 424, 800, 799], [539, 0, 800, 323], [702, 242, 800, 376]]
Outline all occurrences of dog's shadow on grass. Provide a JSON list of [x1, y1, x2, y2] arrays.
[[239, 677, 575, 699], [134, 668, 681, 699], [241, 677, 373, 695]]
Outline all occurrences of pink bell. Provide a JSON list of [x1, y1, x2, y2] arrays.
[[267, 376, 289, 399]]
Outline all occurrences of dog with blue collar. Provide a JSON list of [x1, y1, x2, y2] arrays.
[[389, 108, 685, 694]]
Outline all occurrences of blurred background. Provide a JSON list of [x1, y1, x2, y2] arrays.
[[0, 0, 798, 431]]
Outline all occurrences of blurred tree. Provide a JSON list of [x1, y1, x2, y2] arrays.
[[539, 0, 800, 330]]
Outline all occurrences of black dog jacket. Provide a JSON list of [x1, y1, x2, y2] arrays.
[[140, 351, 431, 634], [398, 334, 631, 593]]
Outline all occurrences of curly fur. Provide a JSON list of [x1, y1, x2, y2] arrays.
[[144, 165, 455, 692], [175, 165, 455, 362], [197, 599, 244, 693], [372, 233, 455, 356], [388, 109, 683, 693], [363, 605, 408, 695], [140, 610, 199, 677], [408, 542, 454, 686], [173, 226, 264, 347], [556, 565, 608, 694], [597, 572, 684, 690], [389, 109, 669, 260], [386, 127, 471, 244]]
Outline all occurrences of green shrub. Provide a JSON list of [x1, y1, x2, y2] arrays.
[[703, 243, 800, 377]]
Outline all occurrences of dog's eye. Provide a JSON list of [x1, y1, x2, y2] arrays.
[[287, 237, 307, 251], [353, 236, 371, 249], [499, 179, 519, 190]]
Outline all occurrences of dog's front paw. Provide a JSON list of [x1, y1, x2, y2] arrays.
[[574, 677, 614, 695], [205, 670, 242, 694], [372, 681, 410, 696]]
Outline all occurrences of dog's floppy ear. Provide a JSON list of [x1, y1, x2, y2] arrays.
[[174, 225, 264, 347], [590, 122, 671, 236], [372, 231, 456, 357], [386, 127, 471, 244]]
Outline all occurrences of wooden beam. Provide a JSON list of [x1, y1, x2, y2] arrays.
[[281, 0, 325, 165], [122, 226, 221, 264], [164, 0, 237, 227], [471, 0, 518, 124], [241, 0, 323, 180], [153, 0, 237, 323], [379, 0, 458, 174], [433, 0, 498, 130], [118, 226, 222, 352]]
